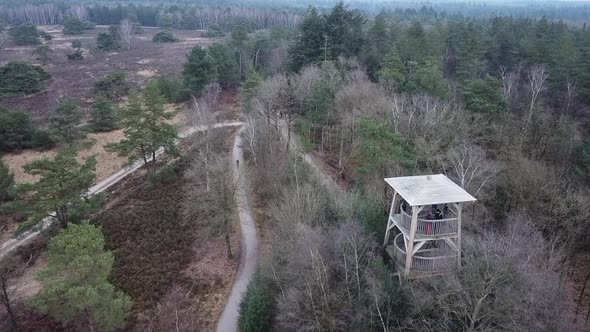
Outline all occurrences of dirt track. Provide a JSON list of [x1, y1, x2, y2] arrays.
[[216, 127, 259, 332]]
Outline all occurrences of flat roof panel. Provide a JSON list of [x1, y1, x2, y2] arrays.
[[384, 174, 476, 206]]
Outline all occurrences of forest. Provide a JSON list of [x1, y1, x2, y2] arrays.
[[0, 0, 590, 331], [235, 3, 590, 331]]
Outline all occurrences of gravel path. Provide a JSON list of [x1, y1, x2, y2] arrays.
[[216, 127, 259, 332]]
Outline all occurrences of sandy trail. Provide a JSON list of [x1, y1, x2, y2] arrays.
[[216, 127, 259, 332]]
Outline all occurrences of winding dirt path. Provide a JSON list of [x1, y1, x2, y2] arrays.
[[216, 120, 349, 331], [216, 127, 259, 332]]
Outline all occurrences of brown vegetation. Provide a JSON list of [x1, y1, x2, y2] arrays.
[[0, 26, 217, 123]]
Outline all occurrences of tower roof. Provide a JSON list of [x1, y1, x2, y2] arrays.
[[384, 174, 476, 206]]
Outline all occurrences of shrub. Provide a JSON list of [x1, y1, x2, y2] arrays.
[[63, 16, 85, 35], [30, 129, 55, 150], [8, 24, 41, 45], [0, 107, 35, 151], [0, 61, 50, 96], [238, 271, 274, 332], [0, 107, 54, 152], [96, 25, 121, 51], [0, 160, 15, 203], [152, 29, 177, 43], [90, 94, 119, 132], [155, 76, 189, 103], [205, 24, 225, 37], [32, 45, 52, 63], [71, 39, 82, 49], [94, 72, 130, 101], [66, 49, 83, 61]]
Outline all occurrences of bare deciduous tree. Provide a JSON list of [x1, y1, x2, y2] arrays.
[[254, 73, 288, 129], [272, 219, 395, 331], [526, 64, 548, 122], [499, 65, 521, 110], [209, 156, 239, 259], [244, 115, 259, 167], [444, 141, 497, 198], [409, 215, 579, 331], [185, 83, 221, 192], [120, 18, 134, 50]]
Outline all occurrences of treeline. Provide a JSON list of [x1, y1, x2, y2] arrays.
[[0, 3, 302, 30], [290, 6, 590, 115], [2, 0, 590, 25]]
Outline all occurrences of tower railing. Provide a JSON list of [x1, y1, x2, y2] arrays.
[[392, 233, 457, 274], [399, 208, 458, 238]]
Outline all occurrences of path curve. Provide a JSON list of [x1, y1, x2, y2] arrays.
[[279, 121, 345, 197], [216, 127, 259, 332], [0, 121, 245, 258]]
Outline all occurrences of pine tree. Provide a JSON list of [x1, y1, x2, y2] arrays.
[[288, 7, 325, 72], [363, 11, 390, 78], [400, 21, 428, 62], [96, 25, 121, 51], [33, 222, 133, 332], [324, 1, 366, 59], [241, 69, 262, 112], [49, 97, 84, 145], [378, 45, 406, 90], [463, 75, 508, 114], [208, 43, 239, 87], [90, 94, 119, 132], [183, 45, 217, 95], [19, 148, 97, 228], [414, 58, 449, 98], [106, 82, 178, 172]]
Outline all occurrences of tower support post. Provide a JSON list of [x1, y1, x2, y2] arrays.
[[404, 205, 423, 278], [383, 191, 398, 247]]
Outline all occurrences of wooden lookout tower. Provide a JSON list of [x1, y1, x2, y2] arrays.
[[383, 174, 476, 279]]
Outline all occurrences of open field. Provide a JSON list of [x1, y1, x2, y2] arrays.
[[0, 26, 221, 122]]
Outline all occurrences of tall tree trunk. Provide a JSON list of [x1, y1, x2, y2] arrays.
[[1, 282, 17, 331], [286, 115, 292, 152], [225, 218, 233, 259], [140, 145, 148, 165]]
